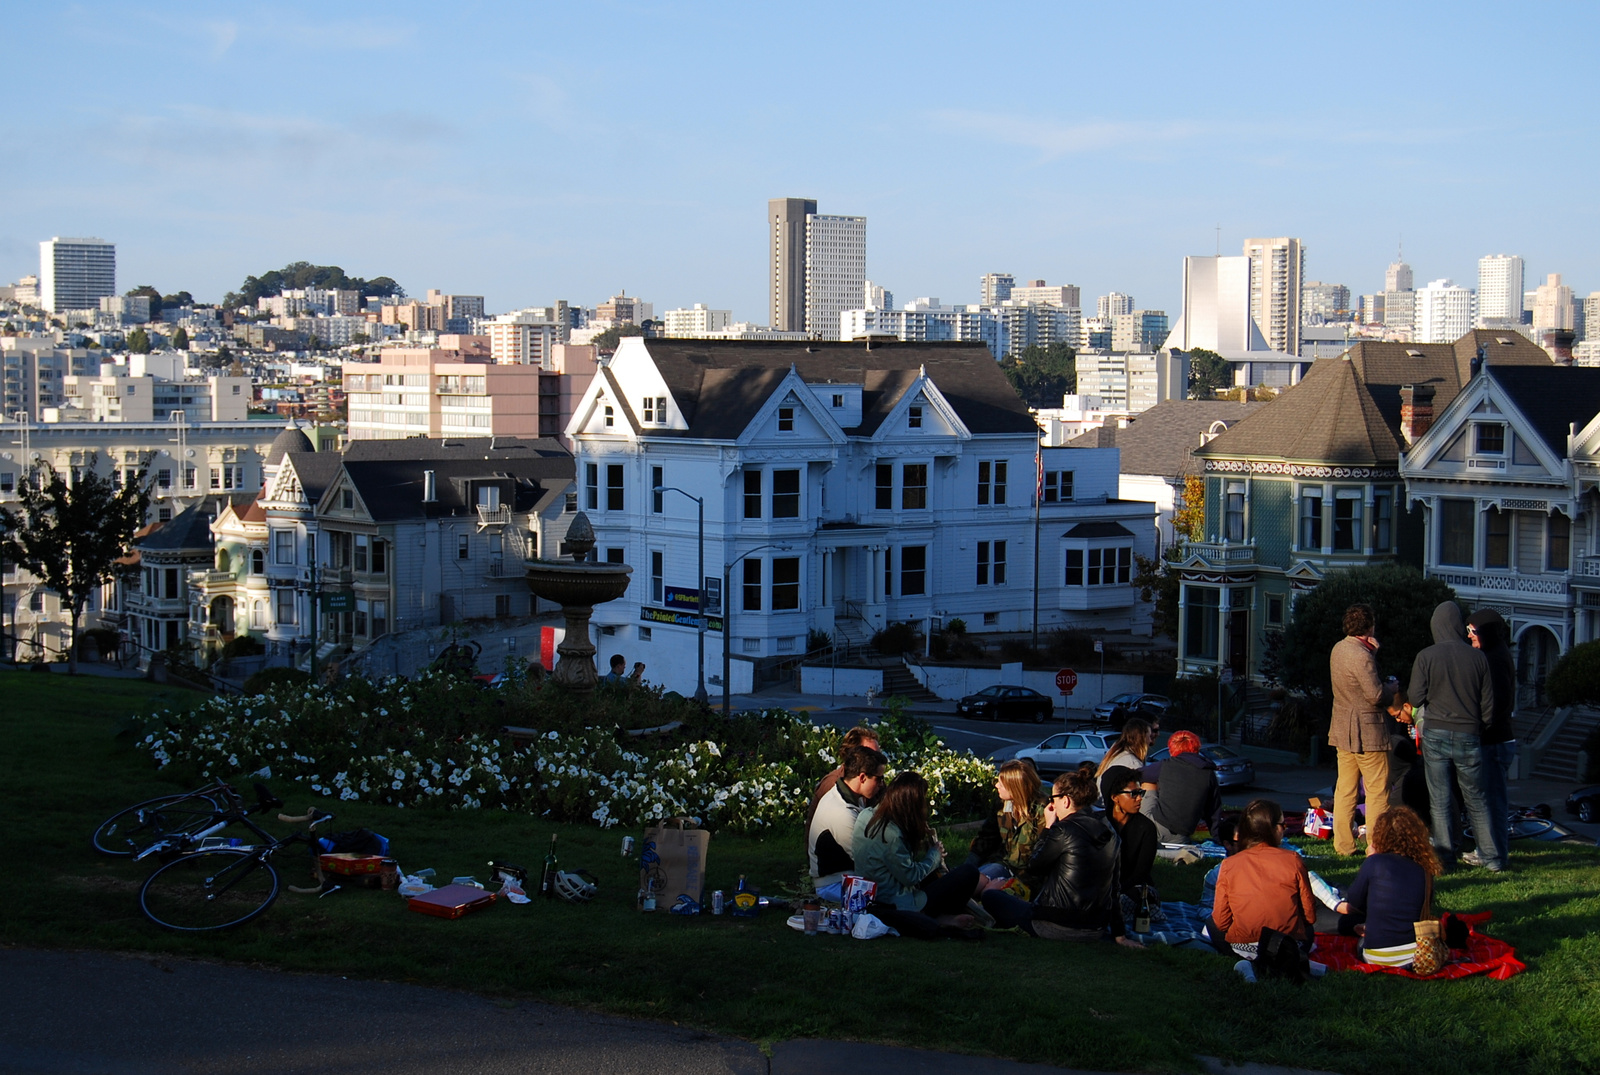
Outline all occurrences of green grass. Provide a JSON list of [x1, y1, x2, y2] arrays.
[[6, 670, 1600, 1074]]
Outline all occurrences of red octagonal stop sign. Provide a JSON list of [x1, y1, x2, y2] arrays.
[[1055, 668, 1078, 693]]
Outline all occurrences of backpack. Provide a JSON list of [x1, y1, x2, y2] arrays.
[[316, 828, 390, 856], [1255, 927, 1311, 983]]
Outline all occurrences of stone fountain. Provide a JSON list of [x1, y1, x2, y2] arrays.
[[524, 512, 632, 692]]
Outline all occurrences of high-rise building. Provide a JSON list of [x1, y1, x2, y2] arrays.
[[1111, 310, 1169, 352], [1476, 255, 1525, 326], [1010, 280, 1080, 308], [865, 280, 894, 310], [39, 237, 115, 314], [1385, 259, 1413, 293], [1413, 279, 1475, 343], [1533, 273, 1576, 332], [488, 310, 562, 367], [1097, 292, 1134, 319], [1300, 282, 1351, 324], [1582, 293, 1600, 342], [1162, 255, 1265, 354], [662, 304, 732, 335], [979, 273, 1014, 305], [767, 198, 865, 341], [1242, 236, 1304, 355]]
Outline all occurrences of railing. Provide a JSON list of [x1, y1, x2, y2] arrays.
[[1182, 540, 1256, 564], [1579, 556, 1600, 579], [1428, 568, 1569, 596], [476, 505, 510, 530]]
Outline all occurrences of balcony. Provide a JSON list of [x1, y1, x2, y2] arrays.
[[476, 505, 510, 531], [1427, 567, 1569, 598], [1183, 540, 1257, 565]]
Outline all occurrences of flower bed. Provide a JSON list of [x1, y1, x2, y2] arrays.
[[135, 670, 997, 834]]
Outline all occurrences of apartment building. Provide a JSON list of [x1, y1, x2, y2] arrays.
[[1243, 236, 1305, 356], [39, 238, 115, 314], [768, 198, 866, 341]]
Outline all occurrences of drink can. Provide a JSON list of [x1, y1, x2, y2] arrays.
[[711, 890, 725, 915], [621, 836, 635, 857]]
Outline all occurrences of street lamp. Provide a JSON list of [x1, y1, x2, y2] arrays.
[[722, 543, 793, 716], [652, 485, 708, 706]]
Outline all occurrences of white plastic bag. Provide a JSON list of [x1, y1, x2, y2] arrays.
[[850, 913, 899, 940]]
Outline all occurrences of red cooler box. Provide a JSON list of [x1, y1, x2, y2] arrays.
[[407, 884, 497, 920]]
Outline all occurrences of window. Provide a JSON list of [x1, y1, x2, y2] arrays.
[[606, 464, 624, 511], [651, 549, 664, 604], [1225, 482, 1245, 542], [1475, 423, 1505, 455], [1372, 490, 1393, 551], [525, 528, 539, 560], [1439, 498, 1474, 566], [489, 533, 503, 559], [564, 492, 577, 513], [250, 549, 265, 574], [1550, 512, 1571, 571], [603, 405, 614, 429], [772, 556, 800, 610], [1065, 548, 1083, 586], [1333, 491, 1361, 551], [651, 466, 663, 514], [832, 394, 843, 407], [373, 600, 388, 636], [908, 405, 923, 429], [978, 461, 1009, 506], [341, 488, 353, 509], [371, 538, 386, 575], [901, 463, 927, 510], [0, 472, 12, 494], [742, 558, 762, 611], [639, 626, 652, 642], [494, 594, 511, 619], [165, 568, 179, 599], [1044, 471, 1073, 502], [478, 484, 501, 511], [273, 530, 295, 566], [875, 464, 893, 510], [457, 533, 470, 560], [210, 467, 221, 490], [250, 599, 265, 629], [900, 546, 927, 595], [605, 547, 624, 564], [777, 406, 794, 432], [585, 463, 598, 510], [1299, 488, 1323, 550], [156, 468, 171, 490], [983, 612, 998, 626], [642, 397, 654, 423], [1267, 594, 1285, 626], [183, 466, 196, 490], [355, 599, 368, 637], [1184, 586, 1220, 659], [276, 588, 296, 625], [656, 397, 668, 423], [1068, 547, 1131, 586], [977, 540, 1007, 585], [354, 534, 369, 573], [743, 469, 763, 519], [1485, 507, 1510, 568], [772, 469, 800, 518]]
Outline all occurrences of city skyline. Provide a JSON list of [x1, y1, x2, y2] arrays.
[[4, 3, 1598, 323]]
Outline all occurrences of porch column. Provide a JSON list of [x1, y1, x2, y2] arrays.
[[1217, 587, 1231, 670]]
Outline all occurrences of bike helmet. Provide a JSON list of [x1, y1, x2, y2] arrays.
[[553, 869, 598, 903]]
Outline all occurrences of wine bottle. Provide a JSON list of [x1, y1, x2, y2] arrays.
[[540, 834, 559, 899], [1134, 884, 1151, 934]]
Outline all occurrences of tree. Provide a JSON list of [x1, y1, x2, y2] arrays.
[[1134, 552, 1182, 640], [127, 285, 163, 319], [216, 344, 233, 364], [0, 459, 149, 674], [1173, 474, 1205, 543], [1546, 641, 1600, 708], [171, 326, 189, 350], [1267, 563, 1455, 696], [591, 323, 645, 353], [1000, 342, 1077, 407], [126, 327, 151, 354], [1187, 348, 1232, 399], [222, 262, 404, 308], [161, 291, 194, 309]]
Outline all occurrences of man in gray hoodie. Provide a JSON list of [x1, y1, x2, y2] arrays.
[[1408, 601, 1502, 871]]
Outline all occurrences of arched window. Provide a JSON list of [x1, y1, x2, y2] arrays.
[[251, 548, 265, 574]]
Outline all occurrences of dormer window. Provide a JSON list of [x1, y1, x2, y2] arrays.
[[1474, 423, 1505, 455], [604, 405, 614, 429], [655, 397, 668, 423], [642, 398, 654, 423], [778, 406, 794, 432], [832, 394, 843, 407], [908, 405, 923, 429]]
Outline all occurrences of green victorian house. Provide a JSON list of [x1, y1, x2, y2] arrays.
[[1174, 330, 1553, 681]]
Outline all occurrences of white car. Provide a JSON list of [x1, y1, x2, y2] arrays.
[[1013, 731, 1115, 779]]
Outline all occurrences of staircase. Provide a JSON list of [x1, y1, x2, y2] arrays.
[[832, 615, 873, 655], [881, 660, 940, 704], [1532, 707, 1600, 781]]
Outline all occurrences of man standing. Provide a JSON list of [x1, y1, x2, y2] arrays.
[[1328, 604, 1397, 855], [806, 746, 886, 890], [1467, 608, 1516, 871], [803, 726, 880, 830], [1408, 601, 1501, 871]]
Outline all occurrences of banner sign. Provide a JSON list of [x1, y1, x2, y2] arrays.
[[641, 606, 723, 632], [664, 586, 700, 611]]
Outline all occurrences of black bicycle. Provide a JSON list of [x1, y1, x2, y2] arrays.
[[92, 781, 282, 858], [139, 803, 337, 932]]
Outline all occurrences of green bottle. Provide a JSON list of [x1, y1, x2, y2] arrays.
[[540, 834, 559, 899]]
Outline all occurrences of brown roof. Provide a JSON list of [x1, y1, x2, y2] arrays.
[[637, 339, 1038, 439], [1066, 399, 1265, 477]]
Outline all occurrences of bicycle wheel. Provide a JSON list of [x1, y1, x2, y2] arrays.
[[139, 850, 281, 931], [92, 793, 222, 857]]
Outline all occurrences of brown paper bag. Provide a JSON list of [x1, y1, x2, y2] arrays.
[[640, 817, 710, 908]]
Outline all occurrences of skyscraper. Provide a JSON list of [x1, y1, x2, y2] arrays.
[[979, 273, 1014, 305], [1476, 254, 1525, 326], [39, 236, 115, 313], [1385, 259, 1413, 293], [768, 198, 865, 340], [1243, 236, 1304, 355], [1413, 279, 1475, 343], [1097, 292, 1134, 319], [1533, 273, 1576, 333]]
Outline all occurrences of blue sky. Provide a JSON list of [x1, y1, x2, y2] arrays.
[[6, 2, 1597, 320]]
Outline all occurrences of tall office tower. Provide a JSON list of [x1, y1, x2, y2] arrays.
[[1111, 310, 1169, 352], [1357, 294, 1384, 324], [1242, 236, 1304, 355], [1097, 292, 1134, 319], [1533, 273, 1576, 332], [1413, 279, 1475, 343], [1009, 280, 1081, 307], [1583, 293, 1600, 341], [865, 280, 895, 310], [1385, 259, 1413, 293], [979, 273, 1014, 305], [1476, 255, 1525, 326], [1300, 282, 1351, 323], [804, 212, 866, 340], [768, 198, 816, 333], [39, 237, 115, 313]]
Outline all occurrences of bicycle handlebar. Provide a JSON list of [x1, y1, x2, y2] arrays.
[[276, 809, 335, 831]]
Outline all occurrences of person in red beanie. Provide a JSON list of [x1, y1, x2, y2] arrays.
[[1140, 730, 1223, 843]]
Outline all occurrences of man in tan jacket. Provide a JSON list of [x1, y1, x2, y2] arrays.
[[1328, 604, 1397, 855]]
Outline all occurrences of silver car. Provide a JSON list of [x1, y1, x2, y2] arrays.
[[1146, 743, 1256, 788], [1014, 731, 1115, 779]]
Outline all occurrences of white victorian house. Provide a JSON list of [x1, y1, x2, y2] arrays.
[[1400, 363, 1600, 703], [566, 338, 1157, 698]]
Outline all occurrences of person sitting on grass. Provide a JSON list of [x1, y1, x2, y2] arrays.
[[1141, 730, 1223, 844], [1207, 799, 1320, 975], [804, 725, 881, 831], [852, 771, 990, 940], [1333, 805, 1442, 968], [1100, 765, 1158, 911], [1198, 813, 1243, 911], [1095, 718, 1155, 779], [965, 758, 1046, 880], [980, 770, 1143, 947], [807, 745, 887, 895], [599, 654, 644, 686]]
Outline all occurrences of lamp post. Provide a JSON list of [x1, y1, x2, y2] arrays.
[[722, 542, 792, 716], [652, 485, 708, 706]]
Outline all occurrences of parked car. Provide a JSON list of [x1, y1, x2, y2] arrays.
[[955, 684, 1055, 723], [1014, 730, 1116, 778], [1145, 742, 1255, 788], [1565, 785, 1600, 824], [1093, 692, 1171, 728]]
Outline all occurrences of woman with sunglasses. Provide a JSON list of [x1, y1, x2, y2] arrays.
[[1100, 764, 1158, 903]]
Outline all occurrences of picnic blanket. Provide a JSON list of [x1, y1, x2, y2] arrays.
[[1313, 912, 1525, 980], [1126, 900, 1217, 951]]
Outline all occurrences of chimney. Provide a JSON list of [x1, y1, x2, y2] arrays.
[[423, 469, 437, 503], [1399, 384, 1436, 446]]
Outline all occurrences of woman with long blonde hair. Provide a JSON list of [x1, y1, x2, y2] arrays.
[[1095, 718, 1154, 779], [1334, 805, 1442, 967], [966, 758, 1046, 878]]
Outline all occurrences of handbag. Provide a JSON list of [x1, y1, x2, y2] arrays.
[[1412, 875, 1447, 976]]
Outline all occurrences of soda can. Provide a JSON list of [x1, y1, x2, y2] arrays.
[[711, 890, 726, 915], [621, 836, 635, 857]]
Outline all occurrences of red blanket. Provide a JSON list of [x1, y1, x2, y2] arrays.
[[1314, 912, 1525, 980]]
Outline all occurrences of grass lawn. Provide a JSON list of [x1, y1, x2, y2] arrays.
[[6, 669, 1600, 1074]]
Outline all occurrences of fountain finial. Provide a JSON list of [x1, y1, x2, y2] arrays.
[[565, 511, 596, 560]]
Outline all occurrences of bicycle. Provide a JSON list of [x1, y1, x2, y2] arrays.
[[138, 804, 337, 932], [92, 781, 283, 858]]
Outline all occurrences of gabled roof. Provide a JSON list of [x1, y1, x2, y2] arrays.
[[281, 452, 343, 503], [342, 435, 569, 461], [1067, 399, 1265, 477], [135, 504, 214, 552], [633, 339, 1038, 439], [337, 454, 574, 524], [1485, 365, 1600, 454]]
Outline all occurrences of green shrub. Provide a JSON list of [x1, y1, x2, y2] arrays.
[[242, 666, 311, 695], [872, 621, 922, 656], [1547, 639, 1600, 708], [220, 634, 266, 660]]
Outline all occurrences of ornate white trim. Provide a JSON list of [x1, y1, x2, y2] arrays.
[[1204, 459, 1398, 479]]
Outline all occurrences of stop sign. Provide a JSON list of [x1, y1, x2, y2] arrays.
[[1055, 668, 1078, 693]]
